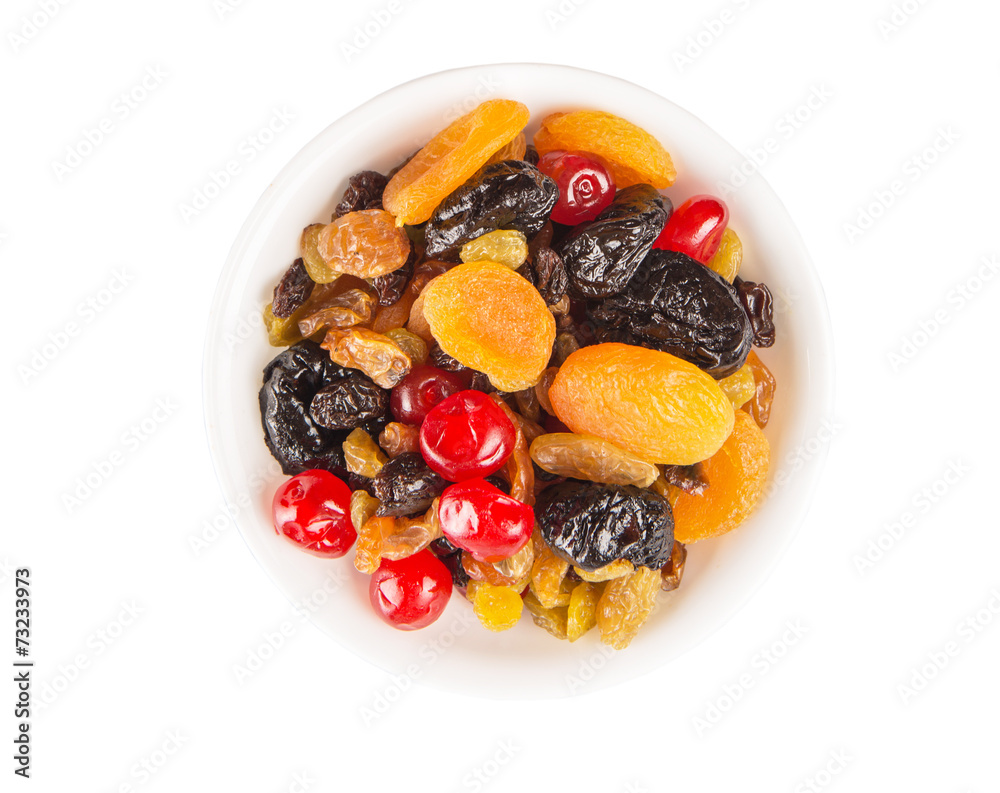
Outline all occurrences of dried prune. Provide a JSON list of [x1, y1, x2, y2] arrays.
[[557, 184, 669, 299], [589, 249, 753, 378], [309, 372, 388, 430], [334, 170, 388, 218], [734, 277, 776, 348], [272, 258, 315, 318], [535, 481, 674, 572], [516, 246, 568, 306], [372, 452, 447, 517], [259, 340, 353, 474], [423, 160, 558, 259], [371, 247, 415, 307]]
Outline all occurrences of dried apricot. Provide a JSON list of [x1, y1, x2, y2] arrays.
[[422, 262, 556, 392], [533, 110, 676, 189], [529, 433, 659, 488], [383, 99, 531, 226], [486, 131, 527, 165], [549, 343, 734, 465], [318, 210, 411, 278], [742, 350, 777, 428], [671, 410, 770, 543]]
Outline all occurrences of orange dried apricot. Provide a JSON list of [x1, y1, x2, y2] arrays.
[[549, 343, 734, 465], [383, 99, 530, 226], [421, 261, 556, 391], [533, 110, 676, 189], [486, 131, 527, 165], [671, 410, 770, 543]]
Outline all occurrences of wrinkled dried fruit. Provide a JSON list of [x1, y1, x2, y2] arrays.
[[523, 592, 568, 639], [486, 131, 527, 165], [660, 463, 708, 495], [371, 247, 415, 307], [372, 452, 446, 517], [718, 363, 756, 409], [310, 371, 387, 430], [534, 367, 559, 415], [493, 539, 534, 583], [536, 480, 674, 572], [596, 565, 660, 649], [334, 170, 388, 218], [350, 487, 380, 529], [707, 227, 742, 282], [734, 278, 776, 348], [462, 553, 519, 587], [343, 428, 388, 478], [558, 184, 669, 299], [322, 327, 412, 389], [300, 223, 341, 284], [383, 99, 531, 226], [534, 110, 676, 189], [567, 581, 602, 641], [272, 259, 315, 319], [672, 410, 770, 543], [355, 515, 395, 574], [550, 333, 580, 367], [265, 278, 364, 347], [297, 288, 376, 337], [423, 159, 557, 259], [460, 229, 529, 269], [380, 500, 443, 561], [574, 559, 633, 583], [473, 584, 524, 631], [529, 433, 659, 488], [429, 537, 469, 588], [384, 327, 428, 367], [549, 343, 735, 465], [378, 422, 420, 457], [491, 396, 535, 505], [742, 350, 777, 428], [589, 249, 753, 378], [530, 538, 571, 608], [317, 210, 411, 280], [513, 387, 541, 424], [422, 261, 556, 392], [660, 541, 687, 592], [517, 246, 568, 306]]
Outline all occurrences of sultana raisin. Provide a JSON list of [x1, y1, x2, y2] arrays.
[[473, 584, 524, 632], [567, 581, 602, 642], [421, 261, 556, 392], [300, 223, 341, 284], [334, 170, 388, 219], [493, 539, 534, 584], [491, 396, 535, 505], [534, 367, 559, 416], [707, 227, 742, 282], [549, 343, 735, 465], [318, 210, 411, 279], [529, 537, 572, 608], [378, 422, 420, 457], [596, 566, 660, 649], [549, 333, 580, 368], [529, 433, 659, 488], [383, 99, 531, 226], [660, 541, 687, 592], [380, 499, 442, 561], [460, 229, 529, 269], [297, 289, 376, 338], [384, 327, 428, 367], [574, 559, 634, 583], [523, 592, 568, 639], [350, 490, 380, 536], [742, 350, 777, 428], [717, 363, 756, 409], [355, 515, 395, 574], [272, 259, 315, 319], [309, 371, 388, 430], [343, 428, 388, 478], [321, 327, 412, 389], [372, 452, 446, 517], [513, 387, 541, 425]]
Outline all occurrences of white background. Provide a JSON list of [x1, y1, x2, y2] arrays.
[[4, 0, 999, 790]]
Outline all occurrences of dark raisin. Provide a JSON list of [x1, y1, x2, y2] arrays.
[[589, 248, 753, 378], [373, 452, 447, 517], [271, 258, 315, 319], [333, 170, 388, 219], [557, 185, 670, 299], [347, 472, 376, 498], [535, 480, 674, 572], [517, 246, 568, 306], [523, 144, 539, 166], [660, 541, 687, 592], [429, 538, 469, 588], [309, 372, 388, 430], [427, 345, 495, 393], [734, 277, 776, 348], [371, 246, 415, 307], [484, 473, 512, 495], [424, 161, 558, 259], [661, 463, 708, 495]]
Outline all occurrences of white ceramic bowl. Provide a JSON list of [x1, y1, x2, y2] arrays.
[[204, 63, 833, 699]]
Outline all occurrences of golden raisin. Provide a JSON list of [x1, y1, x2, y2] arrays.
[[300, 223, 340, 284], [472, 584, 524, 632], [459, 230, 529, 270], [493, 540, 534, 584], [523, 592, 568, 640], [567, 581, 602, 642], [717, 363, 756, 410], [486, 131, 527, 165], [355, 516, 394, 574], [533, 110, 676, 189], [535, 367, 559, 416], [574, 559, 634, 583], [383, 99, 530, 226], [596, 566, 660, 650], [321, 327, 412, 389], [264, 278, 371, 347], [529, 433, 659, 488], [707, 227, 742, 282], [491, 396, 535, 505], [672, 410, 770, 543], [318, 210, 411, 279], [530, 539, 572, 609], [343, 428, 388, 478], [742, 350, 777, 428], [422, 261, 556, 391], [378, 422, 420, 457], [350, 490, 380, 536], [380, 500, 442, 561], [297, 288, 375, 337], [549, 343, 734, 465]]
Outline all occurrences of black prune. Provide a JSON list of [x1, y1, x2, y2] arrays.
[[309, 372, 388, 430], [536, 481, 674, 572], [372, 452, 447, 517], [423, 161, 558, 259], [589, 248, 753, 378], [333, 170, 388, 218], [516, 246, 568, 306], [734, 277, 776, 348], [371, 246, 415, 307], [557, 184, 670, 299], [271, 258, 315, 319]]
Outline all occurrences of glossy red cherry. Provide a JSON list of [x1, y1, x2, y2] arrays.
[[419, 390, 516, 481], [369, 551, 453, 630], [653, 194, 729, 263], [438, 479, 534, 563], [537, 150, 616, 225], [271, 470, 355, 558], [390, 365, 467, 425]]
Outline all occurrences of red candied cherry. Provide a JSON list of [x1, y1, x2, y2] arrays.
[[390, 365, 467, 426], [272, 470, 355, 558], [369, 551, 453, 630], [537, 150, 616, 225], [419, 390, 515, 481], [438, 479, 534, 563], [653, 194, 729, 263]]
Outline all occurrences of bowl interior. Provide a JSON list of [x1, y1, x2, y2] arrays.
[[204, 64, 833, 699]]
